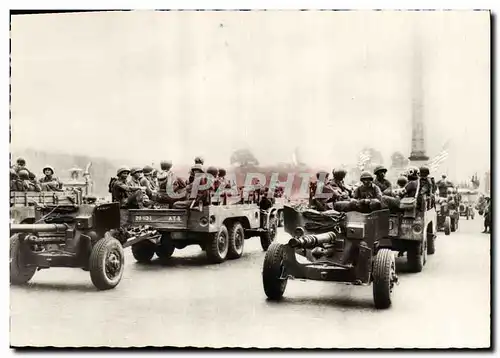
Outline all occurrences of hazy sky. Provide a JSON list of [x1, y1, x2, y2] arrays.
[[10, 10, 490, 179]]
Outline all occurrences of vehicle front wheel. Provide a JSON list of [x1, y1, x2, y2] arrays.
[[262, 242, 287, 300], [131, 240, 156, 263], [260, 218, 277, 251], [372, 249, 396, 309], [89, 237, 125, 290], [206, 225, 229, 264], [10, 234, 36, 285]]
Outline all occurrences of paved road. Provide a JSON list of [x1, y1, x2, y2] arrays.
[[10, 218, 490, 348]]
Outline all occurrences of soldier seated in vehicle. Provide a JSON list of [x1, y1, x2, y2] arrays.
[[352, 171, 383, 213], [111, 167, 147, 210], [40, 166, 63, 191], [11, 157, 32, 175], [418, 166, 433, 210], [330, 168, 357, 212], [172, 164, 209, 209], [28, 172, 42, 192], [309, 171, 336, 212], [11, 169, 30, 191], [373, 165, 392, 195]]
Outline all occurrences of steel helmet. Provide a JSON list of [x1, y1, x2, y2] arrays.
[[42, 165, 55, 175], [407, 166, 420, 178], [160, 160, 172, 170], [397, 176, 408, 187], [18, 169, 30, 180], [194, 156, 204, 165], [130, 167, 143, 175], [333, 168, 347, 180], [373, 165, 387, 175], [206, 166, 218, 176], [218, 168, 227, 176], [191, 164, 205, 173], [143, 165, 154, 174], [360, 171, 374, 181], [419, 166, 430, 177], [16, 157, 26, 165], [116, 166, 131, 176]]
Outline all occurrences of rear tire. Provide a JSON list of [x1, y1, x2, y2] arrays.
[[89, 237, 125, 290], [206, 225, 229, 264], [444, 217, 451, 236], [132, 240, 156, 263], [372, 249, 395, 309], [427, 233, 436, 255], [451, 218, 456, 232], [262, 242, 287, 300], [10, 234, 36, 285], [260, 218, 277, 251], [155, 234, 175, 262], [407, 238, 426, 273], [227, 222, 245, 259]]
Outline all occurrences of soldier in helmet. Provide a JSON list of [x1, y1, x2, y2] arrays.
[[111, 166, 146, 209], [12, 157, 29, 174], [28, 172, 42, 191], [11, 169, 30, 191], [398, 167, 420, 199], [140, 166, 156, 200], [418, 166, 433, 209], [437, 174, 454, 198], [330, 168, 352, 199], [392, 176, 408, 197], [157, 160, 174, 191], [373, 165, 392, 195], [353, 171, 383, 212], [173, 164, 208, 209], [309, 171, 335, 211], [194, 156, 204, 165], [40, 166, 63, 191]]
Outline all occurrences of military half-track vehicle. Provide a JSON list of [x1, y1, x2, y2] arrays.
[[122, 189, 278, 264], [10, 191, 124, 290], [262, 205, 398, 309]]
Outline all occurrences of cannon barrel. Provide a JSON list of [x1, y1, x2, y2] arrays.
[[10, 223, 68, 234], [288, 231, 336, 249]]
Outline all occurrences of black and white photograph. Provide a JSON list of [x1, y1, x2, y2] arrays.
[[6, 7, 492, 349]]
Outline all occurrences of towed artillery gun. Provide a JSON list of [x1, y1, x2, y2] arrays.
[[121, 187, 279, 264], [10, 190, 125, 290], [262, 205, 398, 309]]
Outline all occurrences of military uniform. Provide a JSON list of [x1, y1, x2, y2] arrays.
[[353, 184, 383, 201], [39, 166, 63, 191]]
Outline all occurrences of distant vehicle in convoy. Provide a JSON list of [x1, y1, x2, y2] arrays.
[[122, 189, 279, 264], [436, 196, 452, 236], [457, 188, 477, 220], [262, 205, 398, 309], [10, 190, 125, 290]]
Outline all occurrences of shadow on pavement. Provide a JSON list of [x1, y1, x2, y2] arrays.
[[17, 281, 96, 293], [265, 295, 377, 311]]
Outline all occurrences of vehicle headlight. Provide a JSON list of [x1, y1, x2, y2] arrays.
[[199, 217, 209, 227]]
